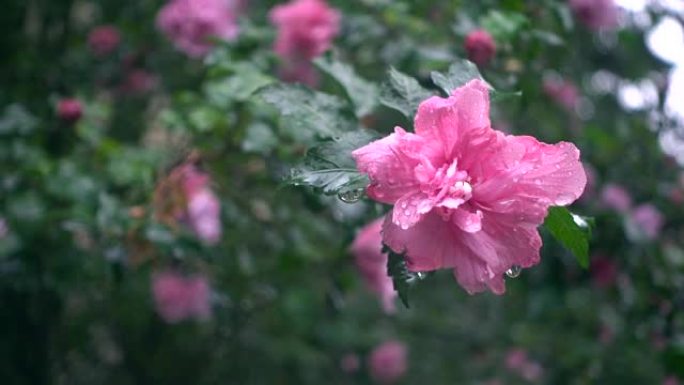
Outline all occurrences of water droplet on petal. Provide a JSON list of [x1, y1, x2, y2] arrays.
[[338, 189, 364, 204], [506, 265, 522, 278]]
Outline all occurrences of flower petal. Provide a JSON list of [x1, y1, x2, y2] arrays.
[[414, 79, 491, 158], [352, 127, 440, 204], [473, 136, 587, 224], [383, 209, 541, 294]]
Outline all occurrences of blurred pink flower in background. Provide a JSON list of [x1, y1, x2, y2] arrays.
[[368, 340, 407, 384], [57, 98, 83, 123], [340, 353, 360, 373], [664, 376, 680, 385], [600, 183, 632, 213], [353, 80, 586, 294], [581, 163, 597, 199], [351, 218, 397, 314], [120, 69, 158, 94], [156, 0, 239, 58], [630, 203, 664, 240], [269, 0, 340, 85], [505, 348, 544, 382], [151, 271, 211, 323], [180, 165, 222, 245], [88, 25, 121, 57], [464, 29, 496, 67], [569, 0, 619, 31], [543, 77, 580, 111], [590, 254, 618, 288]]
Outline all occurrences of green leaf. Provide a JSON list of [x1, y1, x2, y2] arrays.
[[544, 207, 592, 268], [288, 130, 377, 195], [480, 10, 528, 42], [314, 55, 379, 118], [257, 84, 355, 139], [385, 246, 426, 308], [430, 60, 483, 95], [204, 63, 275, 104], [379, 67, 433, 119]]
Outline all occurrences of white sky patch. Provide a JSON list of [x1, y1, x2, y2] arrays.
[[616, 0, 649, 12], [647, 17, 684, 65], [618, 79, 659, 110]]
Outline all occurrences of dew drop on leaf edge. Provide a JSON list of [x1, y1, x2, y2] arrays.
[[338, 189, 364, 204]]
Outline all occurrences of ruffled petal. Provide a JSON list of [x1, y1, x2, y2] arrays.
[[414, 79, 491, 159], [382, 209, 542, 294], [352, 127, 440, 204], [473, 136, 587, 224]]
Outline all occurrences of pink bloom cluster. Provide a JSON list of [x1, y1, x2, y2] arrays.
[[269, 0, 340, 86], [88, 25, 121, 57], [368, 340, 408, 383], [156, 0, 240, 58], [180, 165, 223, 245], [57, 98, 83, 123], [340, 353, 360, 373], [464, 29, 496, 67], [353, 80, 586, 294], [505, 348, 544, 382], [351, 218, 397, 314], [151, 271, 211, 323], [599, 183, 664, 240], [569, 0, 619, 31]]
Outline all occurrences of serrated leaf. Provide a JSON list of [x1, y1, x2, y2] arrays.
[[257, 84, 355, 139], [385, 247, 425, 308], [288, 130, 378, 195], [544, 206, 592, 268], [379, 67, 433, 119], [314, 56, 379, 118], [431, 60, 483, 95]]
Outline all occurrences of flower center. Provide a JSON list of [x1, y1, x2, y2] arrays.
[[415, 159, 472, 210]]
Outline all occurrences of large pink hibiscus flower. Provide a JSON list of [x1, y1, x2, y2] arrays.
[[352, 79, 586, 294]]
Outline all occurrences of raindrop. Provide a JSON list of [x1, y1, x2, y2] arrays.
[[338, 189, 364, 204], [505, 265, 522, 278]]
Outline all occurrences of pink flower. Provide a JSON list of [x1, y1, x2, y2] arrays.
[[340, 353, 360, 373], [270, 0, 340, 60], [88, 25, 121, 57], [151, 271, 211, 323], [187, 189, 222, 245], [351, 218, 397, 314], [368, 340, 408, 384], [57, 98, 83, 123], [590, 255, 618, 288], [352, 80, 586, 294], [464, 29, 496, 67], [630, 203, 664, 240], [269, 0, 340, 84], [505, 348, 528, 371], [569, 0, 619, 31], [663, 376, 680, 385], [156, 0, 239, 58], [543, 77, 580, 111], [176, 164, 223, 245], [120, 69, 158, 94], [600, 183, 632, 213]]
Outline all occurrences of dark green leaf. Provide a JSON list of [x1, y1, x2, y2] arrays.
[[314, 55, 379, 118], [257, 84, 355, 139], [385, 246, 426, 308], [288, 130, 378, 195], [205, 63, 275, 104], [430, 60, 483, 95], [379, 67, 433, 119], [544, 206, 592, 268]]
